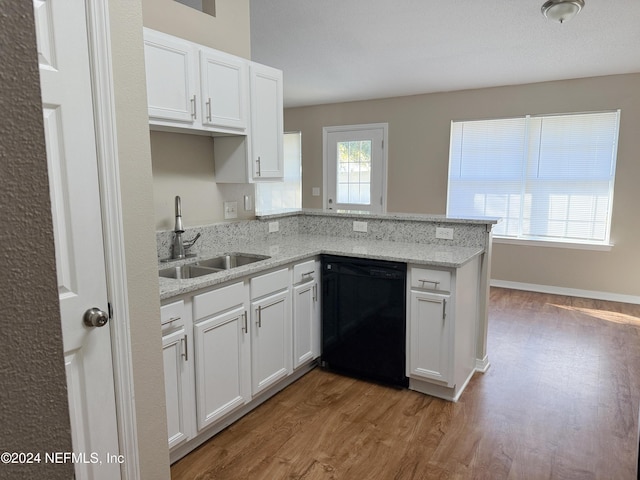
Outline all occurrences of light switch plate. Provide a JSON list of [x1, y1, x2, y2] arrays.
[[224, 201, 238, 219], [436, 227, 454, 240], [244, 195, 253, 211], [312, 187, 320, 197], [353, 221, 368, 233], [269, 221, 279, 233]]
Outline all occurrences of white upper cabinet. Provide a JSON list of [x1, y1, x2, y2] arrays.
[[143, 28, 251, 135], [250, 62, 284, 179], [199, 48, 248, 132], [144, 28, 197, 125]]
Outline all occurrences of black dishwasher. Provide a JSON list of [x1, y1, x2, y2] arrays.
[[321, 255, 408, 387]]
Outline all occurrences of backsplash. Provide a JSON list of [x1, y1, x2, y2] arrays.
[[156, 211, 493, 260]]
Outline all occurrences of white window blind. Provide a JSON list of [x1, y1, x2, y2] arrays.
[[447, 111, 620, 244]]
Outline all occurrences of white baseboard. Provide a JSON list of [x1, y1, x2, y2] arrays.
[[475, 356, 490, 373], [490, 279, 640, 305]]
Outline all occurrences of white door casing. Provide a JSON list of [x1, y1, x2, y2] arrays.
[[324, 123, 388, 213], [35, 0, 122, 478]]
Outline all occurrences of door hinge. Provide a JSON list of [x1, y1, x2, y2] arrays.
[[108, 302, 113, 320]]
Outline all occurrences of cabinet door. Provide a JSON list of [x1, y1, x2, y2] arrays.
[[250, 62, 284, 179], [193, 305, 251, 431], [408, 290, 453, 385], [292, 280, 319, 368], [251, 289, 292, 394], [162, 327, 191, 449], [143, 29, 197, 124], [200, 49, 248, 132]]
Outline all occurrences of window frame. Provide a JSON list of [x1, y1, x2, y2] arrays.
[[446, 110, 620, 249]]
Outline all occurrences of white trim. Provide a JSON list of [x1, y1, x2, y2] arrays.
[[491, 279, 640, 305], [493, 236, 613, 251], [322, 123, 389, 213], [86, 2, 140, 478], [475, 356, 490, 373]]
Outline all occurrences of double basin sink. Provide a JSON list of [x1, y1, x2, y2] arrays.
[[159, 253, 270, 280]]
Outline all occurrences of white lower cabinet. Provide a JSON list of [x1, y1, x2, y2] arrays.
[[408, 290, 451, 384], [161, 300, 194, 450], [192, 282, 251, 431], [406, 258, 480, 401], [292, 260, 320, 368], [250, 268, 292, 395]]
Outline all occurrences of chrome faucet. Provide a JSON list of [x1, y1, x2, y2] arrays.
[[171, 196, 201, 259]]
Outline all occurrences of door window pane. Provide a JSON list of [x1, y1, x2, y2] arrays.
[[336, 140, 371, 205]]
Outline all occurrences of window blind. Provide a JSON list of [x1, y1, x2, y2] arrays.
[[447, 111, 620, 244]]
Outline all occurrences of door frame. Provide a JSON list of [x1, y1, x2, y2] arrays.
[[84, 1, 139, 478], [322, 123, 388, 213]]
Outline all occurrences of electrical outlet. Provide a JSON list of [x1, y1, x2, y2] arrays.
[[312, 187, 320, 196], [436, 227, 454, 240], [268, 221, 279, 233], [353, 221, 368, 233], [224, 201, 238, 219]]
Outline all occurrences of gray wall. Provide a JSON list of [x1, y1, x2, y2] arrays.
[[0, 3, 74, 479], [285, 74, 640, 298]]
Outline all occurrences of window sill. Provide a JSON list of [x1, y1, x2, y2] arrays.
[[493, 236, 613, 252]]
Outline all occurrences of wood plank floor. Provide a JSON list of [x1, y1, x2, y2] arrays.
[[171, 288, 640, 479]]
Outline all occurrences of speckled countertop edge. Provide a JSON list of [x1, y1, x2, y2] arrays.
[[255, 209, 500, 225], [158, 234, 484, 300]]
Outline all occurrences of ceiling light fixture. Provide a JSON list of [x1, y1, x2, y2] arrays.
[[541, 0, 585, 24]]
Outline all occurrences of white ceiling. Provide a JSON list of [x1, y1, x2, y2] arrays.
[[249, 0, 640, 108]]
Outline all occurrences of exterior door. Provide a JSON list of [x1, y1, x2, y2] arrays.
[[325, 124, 387, 213], [35, 0, 121, 478]]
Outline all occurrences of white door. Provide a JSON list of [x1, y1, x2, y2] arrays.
[[250, 62, 284, 179], [143, 28, 198, 125], [194, 305, 251, 430], [251, 290, 292, 394], [200, 49, 248, 131], [162, 327, 190, 449], [325, 124, 387, 213], [35, 1, 121, 478], [409, 291, 451, 385]]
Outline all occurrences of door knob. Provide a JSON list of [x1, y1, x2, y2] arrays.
[[84, 307, 109, 328]]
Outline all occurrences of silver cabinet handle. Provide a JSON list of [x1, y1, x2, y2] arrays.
[[313, 283, 318, 302], [206, 98, 212, 122], [256, 156, 261, 177], [191, 95, 197, 119], [242, 311, 248, 333], [301, 271, 314, 280], [256, 305, 262, 328], [181, 334, 188, 361], [442, 299, 447, 322], [418, 279, 440, 288], [165, 316, 181, 326]]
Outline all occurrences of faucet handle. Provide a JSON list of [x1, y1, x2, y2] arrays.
[[184, 233, 201, 250]]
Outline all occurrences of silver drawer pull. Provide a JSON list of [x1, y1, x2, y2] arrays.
[[301, 271, 314, 280], [163, 316, 181, 325], [418, 279, 440, 288]]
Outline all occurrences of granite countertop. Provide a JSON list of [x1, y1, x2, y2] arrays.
[[158, 234, 484, 300], [256, 208, 499, 225]]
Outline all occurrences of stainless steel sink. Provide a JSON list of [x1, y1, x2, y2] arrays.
[[159, 253, 270, 279], [158, 264, 221, 279], [194, 253, 270, 270]]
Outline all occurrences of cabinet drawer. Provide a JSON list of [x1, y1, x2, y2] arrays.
[[251, 268, 289, 299], [193, 281, 245, 320], [161, 300, 185, 326], [292, 259, 316, 285], [410, 267, 451, 292]]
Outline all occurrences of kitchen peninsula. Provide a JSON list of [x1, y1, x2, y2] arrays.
[[157, 210, 497, 462]]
